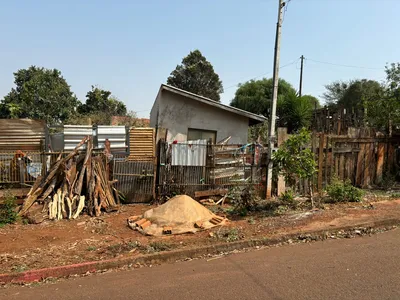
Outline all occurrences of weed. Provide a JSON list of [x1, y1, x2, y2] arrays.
[[87, 246, 97, 251], [145, 241, 173, 253], [248, 217, 256, 225], [0, 192, 18, 225], [228, 186, 259, 215], [326, 178, 364, 203], [106, 241, 141, 256], [279, 190, 297, 208], [391, 193, 400, 199], [12, 264, 27, 273], [215, 228, 242, 243], [378, 172, 396, 190]]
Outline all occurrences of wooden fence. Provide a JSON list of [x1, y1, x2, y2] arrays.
[[311, 132, 399, 191]]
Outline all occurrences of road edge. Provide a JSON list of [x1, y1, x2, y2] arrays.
[[1, 218, 399, 284]]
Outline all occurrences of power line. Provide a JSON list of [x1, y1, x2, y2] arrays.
[[306, 58, 384, 70], [223, 58, 299, 92]]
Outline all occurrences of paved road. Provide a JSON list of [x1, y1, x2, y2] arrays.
[[2, 229, 400, 300]]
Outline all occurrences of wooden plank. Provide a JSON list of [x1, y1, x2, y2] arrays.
[[388, 143, 395, 173], [317, 133, 324, 192], [356, 144, 365, 186], [311, 132, 317, 192], [376, 143, 385, 183], [194, 188, 228, 198], [339, 153, 345, 180], [363, 142, 373, 188], [323, 136, 329, 188]]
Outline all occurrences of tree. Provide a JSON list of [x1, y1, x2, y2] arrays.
[[272, 128, 317, 206], [1, 66, 78, 124], [322, 81, 352, 107], [323, 79, 383, 111], [230, 78, 296, 116], [78, 86, 127, 116], [302, 95, 321, 109], [167, 50, 223, 101], [277, 91, 314, 133]]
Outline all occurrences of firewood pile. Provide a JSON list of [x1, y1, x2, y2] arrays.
[[18, 136, 119, 220]]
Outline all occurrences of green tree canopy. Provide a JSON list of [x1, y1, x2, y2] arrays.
[[323, 79, 383, 111], [0, 66, 78, 124], [78, 86, 127, 116], [277, 91, 315, 133], [167, 50, 223, 101], [230, 78, 296, 116]]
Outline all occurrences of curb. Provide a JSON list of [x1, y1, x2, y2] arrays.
[[1, 218, 399, 284]]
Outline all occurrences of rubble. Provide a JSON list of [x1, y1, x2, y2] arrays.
[[18, 136, 119, 220]]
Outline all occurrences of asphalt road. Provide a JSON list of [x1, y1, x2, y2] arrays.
[[2, 229, 400, 300]]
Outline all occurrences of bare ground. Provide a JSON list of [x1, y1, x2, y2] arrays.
[[1, 197, 400, 274]]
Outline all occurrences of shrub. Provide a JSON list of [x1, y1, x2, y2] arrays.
[[279, 190, 297, 208], [326, 179, 364, 203], [228, 186, 258, 215], [0, 192, 18, 225]]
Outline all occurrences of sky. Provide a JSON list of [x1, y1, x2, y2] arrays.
[[0, 0, 398, 118]]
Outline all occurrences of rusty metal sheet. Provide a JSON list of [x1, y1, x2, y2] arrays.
[[0, 119, 46, 151]]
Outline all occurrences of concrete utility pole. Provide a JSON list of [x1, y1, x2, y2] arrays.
[[266, 0, 285, 199], [299, 55, 304, 97]]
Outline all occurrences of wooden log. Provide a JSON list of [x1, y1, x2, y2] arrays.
[[19, 136, 88, 216], [72, 196, 85, 219], [74, 137, 93, 196]]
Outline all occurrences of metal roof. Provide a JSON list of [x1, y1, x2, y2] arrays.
[[157, 84, 267, 123]]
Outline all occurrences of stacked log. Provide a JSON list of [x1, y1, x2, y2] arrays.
[[18, 136, 118, 219]]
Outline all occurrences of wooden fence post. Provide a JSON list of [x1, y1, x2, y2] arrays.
[[277, 128, 288, 196], [317, 133, 325, 192]]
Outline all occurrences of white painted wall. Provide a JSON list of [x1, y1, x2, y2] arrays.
[[151, 89, 250, 144]]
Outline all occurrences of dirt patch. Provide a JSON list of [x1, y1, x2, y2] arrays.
[[1, 198, 400, 274]]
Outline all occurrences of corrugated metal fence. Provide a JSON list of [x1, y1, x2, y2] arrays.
[[0, 119, 46, 151]]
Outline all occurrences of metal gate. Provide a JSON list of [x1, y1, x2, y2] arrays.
[[112, 158, 155, 203]]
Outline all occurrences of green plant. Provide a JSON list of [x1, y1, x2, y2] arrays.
[[145, 241, 173, 253], [326, 178, 364, 203], [87, 246, 97, 251], [247, 217, 256, 225], [0, 192, 18, 225], [279, 190, 297, 208], [216, 228, 241, 243], [228, 186, 258, 215], [391, 193, 400, 198], [272, 128, 317, 206], [379, 172, 396, 190]]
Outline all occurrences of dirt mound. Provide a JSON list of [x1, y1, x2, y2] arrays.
[[129, 195, 227, 236]]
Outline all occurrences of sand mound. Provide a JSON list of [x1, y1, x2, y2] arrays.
[[128, 195, 227, 236], [143, 195, 215, 225]]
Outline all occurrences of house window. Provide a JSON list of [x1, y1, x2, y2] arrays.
[[187, 128, 216, 143]]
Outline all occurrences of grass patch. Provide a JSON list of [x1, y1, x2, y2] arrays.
[[326, 178, 364, 203], [106, 241, 141, 256], [87, 246, 97, 252]]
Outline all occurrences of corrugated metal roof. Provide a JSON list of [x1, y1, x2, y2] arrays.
[[0, 119, 46, 151], [129, 128, 155, 160]]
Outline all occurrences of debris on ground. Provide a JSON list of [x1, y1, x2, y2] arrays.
[[18, 136, 119, 220], [127, 195, 228, 236]]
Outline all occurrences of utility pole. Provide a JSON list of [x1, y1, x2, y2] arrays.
[[299, 55, 304, 97], [266, 0, 285, 199]]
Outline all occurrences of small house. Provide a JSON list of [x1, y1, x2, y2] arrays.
[[150, 84, 266, 144]]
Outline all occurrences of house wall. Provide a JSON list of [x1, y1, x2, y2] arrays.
[[153, 90, 250, 144]]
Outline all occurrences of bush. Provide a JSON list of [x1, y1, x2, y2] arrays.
[[279, 190, 297, 208], [0, 193, 18, 225], [326, 179, 364, 203], [228, 186, 258, 215]]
